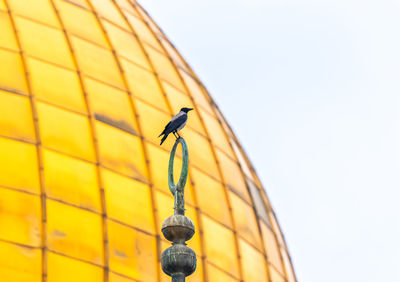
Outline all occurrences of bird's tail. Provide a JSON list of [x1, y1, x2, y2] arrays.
[[160, 134, 168, 145]]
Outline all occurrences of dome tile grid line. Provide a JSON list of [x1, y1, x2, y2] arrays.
[[2, 3, 48, 282], [61, 0, 160, 280], [0, 0, 296, 281], [49, 1, 112, 282]]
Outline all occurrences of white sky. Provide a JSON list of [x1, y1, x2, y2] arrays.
[[139, 1, 400, 281]]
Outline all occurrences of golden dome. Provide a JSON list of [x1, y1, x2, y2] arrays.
[[0, 0, 296, 281]]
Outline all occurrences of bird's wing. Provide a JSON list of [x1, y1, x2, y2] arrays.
[[166, 114, 187, 132], [158, 121, 171, 137], [158, 112, 186, 137]]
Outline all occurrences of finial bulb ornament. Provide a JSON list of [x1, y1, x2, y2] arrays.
[[161, 137, 196, 281]]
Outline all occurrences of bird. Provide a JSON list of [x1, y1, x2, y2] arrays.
[[158, 107, 193, 145]]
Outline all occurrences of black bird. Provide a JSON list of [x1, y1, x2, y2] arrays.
[[159, 107, 193, 145]]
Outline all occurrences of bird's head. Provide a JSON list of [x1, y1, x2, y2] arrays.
[[180, 107, 194, 113]]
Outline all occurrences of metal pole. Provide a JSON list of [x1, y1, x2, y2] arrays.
[[161, 137, 197, 281], [172, 274, 186, 282]]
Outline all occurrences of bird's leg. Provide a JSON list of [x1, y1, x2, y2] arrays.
[[177, 132, 181, 138], [173, 131, 178, 139]]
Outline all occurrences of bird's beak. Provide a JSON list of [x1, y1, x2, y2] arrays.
[[188, 108, 194, 111]]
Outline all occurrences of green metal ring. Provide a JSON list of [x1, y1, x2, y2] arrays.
[[168, 137, 189, 195]]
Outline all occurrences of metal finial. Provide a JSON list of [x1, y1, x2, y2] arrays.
[[168, 137, 189, 215], [161, 137, 197, 281]]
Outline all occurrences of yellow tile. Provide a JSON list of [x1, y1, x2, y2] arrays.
[[91, 0, 130, 30], [102, 168, 154, 234], [0, 0, 6, 11], [0, 11, 18, 51], [216, 149, 250, 202], [56, 0, 108, 48], [47, 252, 104, 282], [191, 168, 231, 227], [144, 45, 185, 92], [181, 128, 220, 180], [185, 205, 202, 256], [270, 213, 286, 247], [180, 71, 215, 115], [134, 100, 170, 144], [110, 272, 135, 282], [0, 240, 41, 282], [102, 20, 149, 68], [108, 220, 157, 281], [27, 57, 86, 113], [96, 121, 147, 180], [260, 220, 283, 274], [149, 140, 195, 200], [153, 191, 173, 228], [229, 192, 263, 250], [0, 188, 41, 246], [114, 0, 139, 17], [206, 263, 239, 282], [0, 49, 28, 93], [231, 140, 254, 180], [43, 149, 101, 212], [214, 108, 235, 139], [269, 265, 286, 282], [201, 214, 239, 278], [0, 90, 35, 142], [37, 102, 95, 161], [200, 109, 234, 156], [135, 5, 163, 36], [85, 78, 138, 135], [61, 0, 90, 9], [47, 200, 104, 265], [8, 0, 59, 27], [160, 37, 188, 71], [281, 248, 296, 282], [124, 12, 162, 50], [191, 256, 203, 282], [121, 59, 167, 109], [0, 137, 40, 193], [71, 36, 124, 89], [239, 239, 268, 282], [15, 17, 74, 68]]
